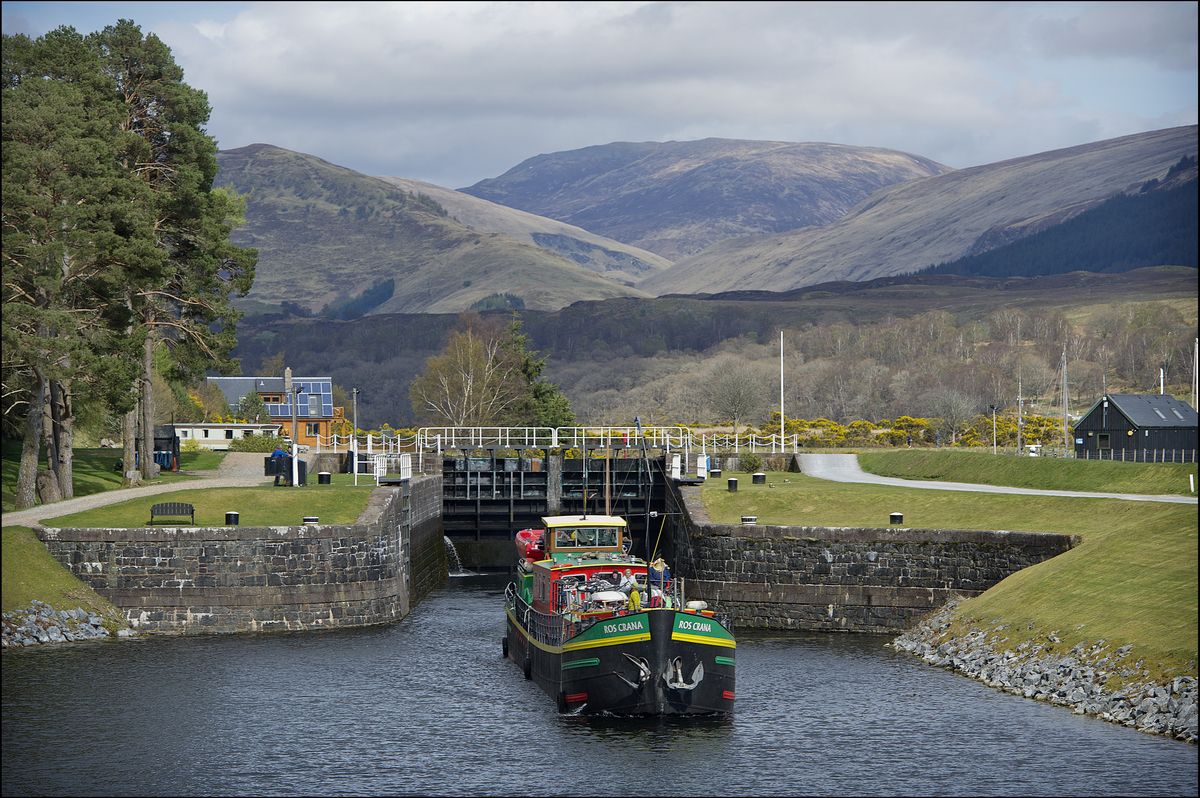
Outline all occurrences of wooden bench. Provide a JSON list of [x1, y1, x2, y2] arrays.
[[149, 502, 195, 525]]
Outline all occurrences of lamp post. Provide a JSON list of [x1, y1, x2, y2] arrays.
[[352, 388, 360, 487], [988, 404, 998, 455]]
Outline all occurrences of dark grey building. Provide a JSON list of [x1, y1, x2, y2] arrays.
[[1072, 393, 1198, 462]]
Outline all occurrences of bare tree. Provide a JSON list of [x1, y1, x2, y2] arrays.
[[706, 356, 765, 432], [924, 387, 976, 444]]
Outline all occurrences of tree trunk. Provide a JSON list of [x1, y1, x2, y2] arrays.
[[15, 375, 45, 509], [50, 379, 75, 500], [36, 470, 62, 505], [140, 335, 156, 480], [122, 403, 141, 487]]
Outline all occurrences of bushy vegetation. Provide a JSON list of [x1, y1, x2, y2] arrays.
[[227, 434, 289, 453]]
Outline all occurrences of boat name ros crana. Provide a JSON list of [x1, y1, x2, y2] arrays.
[[504, 514, 735, 715]]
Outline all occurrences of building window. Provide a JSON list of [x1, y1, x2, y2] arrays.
[[306, 423, 320, 437], [203, 429, 209, 438], [1098, 433, 1110, 449], [226, 429, 235, 439]]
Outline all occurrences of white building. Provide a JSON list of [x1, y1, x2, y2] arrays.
[[175, 422, 283, 451]]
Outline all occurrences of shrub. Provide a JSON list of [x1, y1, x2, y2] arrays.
[[228, 434, 289, 453], [739, 452, 765, 473]]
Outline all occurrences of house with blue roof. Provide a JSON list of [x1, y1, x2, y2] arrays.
[[1072, 393, 1198, 463], [208, 367, 345, 450]]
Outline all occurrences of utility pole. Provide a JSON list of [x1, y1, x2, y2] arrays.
[[989, 405, 998, 455]]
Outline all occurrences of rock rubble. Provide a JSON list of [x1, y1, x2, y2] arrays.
[[891, 599, 1197, 744], [1, 599, 134, 648]]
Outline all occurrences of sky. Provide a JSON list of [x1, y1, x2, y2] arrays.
[[4, 1, 1197, 189]]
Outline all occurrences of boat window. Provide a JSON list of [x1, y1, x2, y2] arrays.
[[575, 528, 596, 546], [597, 528, 618, 547], [555, 529, 574, 548]]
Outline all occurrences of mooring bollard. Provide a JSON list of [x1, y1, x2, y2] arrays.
[[302, 516, 319, 525], [728, 478, 737, 492], [890, 512, 903, 525], [225, 511, 239, 526]]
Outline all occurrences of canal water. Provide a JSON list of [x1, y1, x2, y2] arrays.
[[2, 575, 1195, 797]]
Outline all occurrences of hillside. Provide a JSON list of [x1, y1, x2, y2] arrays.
[[374, 176, 672, 284], [639, 126, 1199, 295], [230, 266, 1198, 430], [459, 138, 951, 260], [213, 144, 651, 314]]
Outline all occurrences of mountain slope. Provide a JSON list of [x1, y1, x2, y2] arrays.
[[213, 144, 651, 313], [459, 138, 952, 259], [641, 126, 1198, 295], [374, 176, 672, 283]]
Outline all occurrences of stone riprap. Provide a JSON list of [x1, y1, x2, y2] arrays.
[[1, 599, 134, 648], [891, 599, 1198, 744]]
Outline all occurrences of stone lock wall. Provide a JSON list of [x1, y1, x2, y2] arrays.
[[664, 484, 1075, 632], [36, 475, 445, 634]]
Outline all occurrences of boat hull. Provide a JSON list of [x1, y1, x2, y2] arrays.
[[506, 605, 735, 715]]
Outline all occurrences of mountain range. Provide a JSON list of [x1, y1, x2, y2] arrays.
[[216, 126, 1197, 315]]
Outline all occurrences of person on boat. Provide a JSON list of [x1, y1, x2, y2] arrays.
[[649, 558, 670, 588], [626, 584, 641, 614], [618, 568, 637, 595]]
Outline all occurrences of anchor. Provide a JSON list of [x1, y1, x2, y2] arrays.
[[664, 656, 704, 690], [613, 652, 652, 689]]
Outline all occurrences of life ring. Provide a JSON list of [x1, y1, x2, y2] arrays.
[[523, 657, 532, 680]]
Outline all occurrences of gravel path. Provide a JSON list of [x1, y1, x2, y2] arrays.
[[2, 453, 271, 527], [796, 453, 1197, 504]]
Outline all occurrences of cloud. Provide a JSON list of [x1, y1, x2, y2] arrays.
[[7, 1, 1197, 187]]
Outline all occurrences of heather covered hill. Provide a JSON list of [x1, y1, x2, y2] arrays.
[[641, 126, 1198, 295], [213, 144, 650, 314], [459, 138, 951, 260], [374, 175, 671, 285]]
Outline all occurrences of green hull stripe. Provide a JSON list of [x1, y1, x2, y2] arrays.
[[715, 656, 736, 666], [562, 657, 601, 670]]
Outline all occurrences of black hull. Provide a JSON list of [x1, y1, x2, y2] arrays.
[[506, 606, 735, 715]]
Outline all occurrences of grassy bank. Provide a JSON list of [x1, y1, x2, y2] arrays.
[[702, 466, 1197, 689], [2, 526, 126, 628], [858, 449, 1198, 495]]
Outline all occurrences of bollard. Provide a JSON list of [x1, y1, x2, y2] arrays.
[[752, 472, 766, 485], [318, 472, 331, 485], [225, 511, 239, 526], [728, 478, 737, 492], [302, 516, 319, 525], [890, 512, 903, 525]]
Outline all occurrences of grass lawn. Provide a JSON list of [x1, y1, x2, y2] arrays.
[[1, 439, 224, 514], [859, 449, 1198, 495], [40, 480, 377, 528]]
